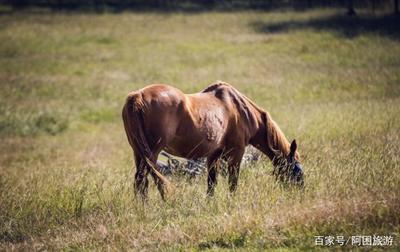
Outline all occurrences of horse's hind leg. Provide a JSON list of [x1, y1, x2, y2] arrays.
[[149, 158, 166, 200], [134, 152, 150, 200], [148, 141, 168, 200], [206, 149, 223, 196], [134, 149, 165, 200]]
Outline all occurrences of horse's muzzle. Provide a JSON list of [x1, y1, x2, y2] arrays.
[[291, 162, 304, 187]]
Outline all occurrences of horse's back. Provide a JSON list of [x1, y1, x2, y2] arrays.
[[137, 84, 185, 105], [136, 82, 232, 107]]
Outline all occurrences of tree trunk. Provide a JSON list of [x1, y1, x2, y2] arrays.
[[371, 0, 375, 14], [346, 0, 356, 16]]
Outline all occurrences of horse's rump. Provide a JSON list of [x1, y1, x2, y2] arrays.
[[122, 91, 171, 189]]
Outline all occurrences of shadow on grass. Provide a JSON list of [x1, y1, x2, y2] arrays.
[[251, 13, 400, 40], [198, 234, 247, 250]]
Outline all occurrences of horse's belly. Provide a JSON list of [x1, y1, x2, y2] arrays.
[[165, 135, 221, 159], [165, 117, 226, 159]]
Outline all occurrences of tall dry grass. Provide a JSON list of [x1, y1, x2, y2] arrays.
[[0, 8, 399, 250]]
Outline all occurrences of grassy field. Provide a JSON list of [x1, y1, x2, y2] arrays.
[[1, 8, 400, 251]]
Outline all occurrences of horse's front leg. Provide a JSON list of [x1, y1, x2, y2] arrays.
[[226, 147, 245, 193], [206, 149, 223, 196]]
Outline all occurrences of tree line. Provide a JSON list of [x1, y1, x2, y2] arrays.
[[3, 0, 399, 14]]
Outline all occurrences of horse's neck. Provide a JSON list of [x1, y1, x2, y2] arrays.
[[251, 111, 291, 164]]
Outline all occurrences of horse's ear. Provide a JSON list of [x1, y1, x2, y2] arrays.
[[290, 139, 297, 155]]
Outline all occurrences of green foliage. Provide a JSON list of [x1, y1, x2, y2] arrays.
[[80, 108, 116, 124], [0, 109, 68, 136]]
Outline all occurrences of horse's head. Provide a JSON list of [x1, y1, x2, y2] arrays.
[[287, 139, 304, 186], [273, 139, 305, 186]]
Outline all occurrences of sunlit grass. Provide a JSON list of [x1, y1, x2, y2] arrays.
[[0, 8, 399, 250]]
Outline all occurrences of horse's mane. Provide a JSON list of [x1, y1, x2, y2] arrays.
[[203, 81, 291, 158], [264, 112, 291, 157]]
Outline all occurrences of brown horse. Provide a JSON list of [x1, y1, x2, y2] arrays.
[[122, 81, 304, 200]]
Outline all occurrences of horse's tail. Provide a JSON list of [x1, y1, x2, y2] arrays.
[[122, 92, 171, 193]]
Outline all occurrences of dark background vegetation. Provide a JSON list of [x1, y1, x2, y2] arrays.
[[1, 0, 399, 13]]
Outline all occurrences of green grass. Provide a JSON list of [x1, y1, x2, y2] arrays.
[[1, 8, 399, 250]]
